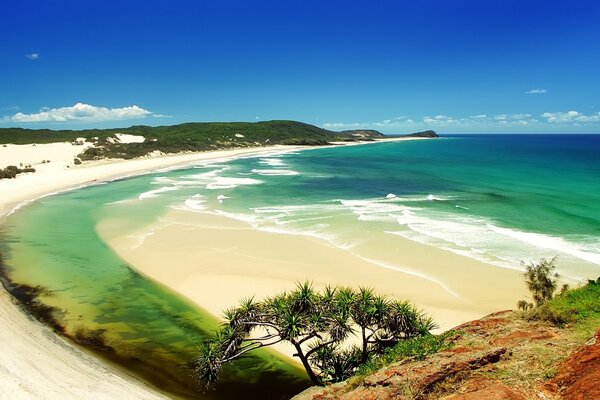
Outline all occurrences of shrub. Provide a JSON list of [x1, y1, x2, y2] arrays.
[[517, 257, 560, 310]]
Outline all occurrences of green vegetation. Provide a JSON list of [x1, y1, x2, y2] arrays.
[[517, 258, 567, 311], [195, 283, 436, 388], [0, 165, 36, 179], [356, 332, 450, 377], [517, 257, 600, 336], [531, 277, 600, 333], [0, 120, 386, 160]]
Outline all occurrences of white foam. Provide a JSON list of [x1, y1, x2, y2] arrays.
[[217, 195, 229, 203], [251, 169, 300, 176], [184, 194, 206, 211], [184, 167, 228, 180], [212, 209, 260, 224], [427, 194, 451, 201], [258, 158, 286, 167], [386, 193, 397, 199], [252, 204, 341, 216], [487, 224, 600, 266], [104, 199, 135, 206], [252, 169, 300, 176], [206, 177, 263, 190], [384, 206, 600, 280], [340, 198, 418, 222], [138, 186, 180, 200], [152, 176, 178, 185]]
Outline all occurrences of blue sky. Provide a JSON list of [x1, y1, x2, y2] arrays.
[[1, 0, 599, 133]]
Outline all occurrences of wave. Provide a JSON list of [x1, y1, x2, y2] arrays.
[[387, 207, 600, 279], [183, 167, 229, 181], [487, 224, 600, 266], [427, 194, 452, 201], [152, 176, 179, 185], [258, 158, 286, 167], [206, 177, 263, 190], [340, 198, 419, 222], [251, 169, 300, 176], [184, 194, 206, 211], [138, 186, 181, 200]]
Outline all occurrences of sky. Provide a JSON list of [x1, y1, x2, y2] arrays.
[[1, 0, 599, 133]]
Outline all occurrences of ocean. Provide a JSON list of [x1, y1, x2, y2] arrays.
[[1, 134, 599, 398]]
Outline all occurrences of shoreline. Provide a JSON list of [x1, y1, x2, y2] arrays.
[[0, 137, 425, 398], [99, 210, 525, 341], [0, 143, 325, 399]]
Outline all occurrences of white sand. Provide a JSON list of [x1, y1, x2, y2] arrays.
[[114, 133, 145, 143], [0, 141, 92, 170], [0, 142, 313, 399]]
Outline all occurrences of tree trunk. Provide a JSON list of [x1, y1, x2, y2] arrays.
[[361, 326, 368, 363], [292, 340, 321, 386]]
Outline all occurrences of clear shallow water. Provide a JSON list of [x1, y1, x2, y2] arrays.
[[2, 134, 600, 397]]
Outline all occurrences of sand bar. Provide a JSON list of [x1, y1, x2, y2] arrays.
[[0, 141, 316, 399], [100, 210, 526, 346]]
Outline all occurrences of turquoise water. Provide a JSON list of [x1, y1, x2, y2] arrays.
[[115, 134, 600, 280], [2, 134, 600, 397]]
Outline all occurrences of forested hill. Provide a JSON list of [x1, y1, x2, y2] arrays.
[[0, 120, 381, 145], [0, 120, 433, 160]]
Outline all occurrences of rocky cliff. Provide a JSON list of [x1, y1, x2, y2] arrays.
[[292, 310, 600, 400]]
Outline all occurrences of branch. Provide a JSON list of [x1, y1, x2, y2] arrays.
[[247, 333, 279, 341], [222, 338, 284, 362]]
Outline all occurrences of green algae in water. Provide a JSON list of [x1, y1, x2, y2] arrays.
[[1, 178, 308, 400]]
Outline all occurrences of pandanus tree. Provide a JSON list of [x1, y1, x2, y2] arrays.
[[195, 282, 436, 388]]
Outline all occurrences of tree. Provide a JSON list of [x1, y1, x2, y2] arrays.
[[517, 257, 562, 310], [195, 282, 436, 388]]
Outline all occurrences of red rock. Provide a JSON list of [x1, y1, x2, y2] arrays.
[[545, 329, 600, 400], [490, 329, 558, 346], [443, 378, 528, 400]]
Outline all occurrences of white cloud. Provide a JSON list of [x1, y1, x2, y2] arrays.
[[542, 110, 600, 123], [25, 53, 40, 60], [322, 122, 365, 129], [5, 103, 156, 123], [323, 109, 600, 132], [525, 88, 547, 94]]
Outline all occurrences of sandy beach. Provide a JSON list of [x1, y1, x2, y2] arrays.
[[0, 141, 314, 399], [98, 210, 526, 339]]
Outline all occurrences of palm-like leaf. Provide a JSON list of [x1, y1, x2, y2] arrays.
[[196, 284, 436, 388]]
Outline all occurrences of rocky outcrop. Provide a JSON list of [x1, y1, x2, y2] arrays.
[[441, 378, 528, 400], [545, 329, 600, 400], [402, 130, 438, 138], [293, 348, 507, 400], [292, 311, 599, 400]]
